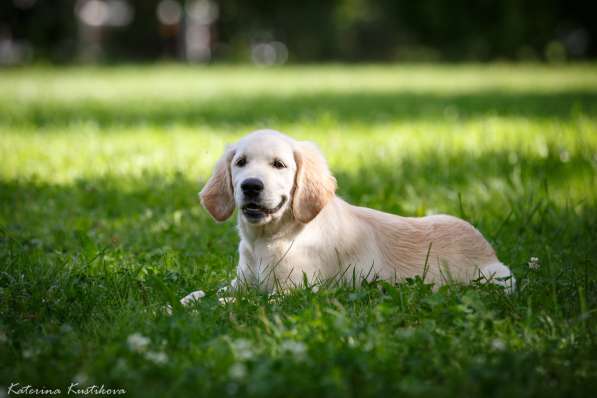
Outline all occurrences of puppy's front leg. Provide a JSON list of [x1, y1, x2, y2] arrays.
[[233, 241, 261, 288], [215, 243, 259, 304], [216, 260, 261, 304]]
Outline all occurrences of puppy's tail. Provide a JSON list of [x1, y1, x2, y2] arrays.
[[480, 262, 516, 294]]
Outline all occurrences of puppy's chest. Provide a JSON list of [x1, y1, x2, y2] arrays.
[[250, 239, 296, 269], [247, 236, 332, 279]]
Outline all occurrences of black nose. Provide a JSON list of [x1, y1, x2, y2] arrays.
[[241, 178, 264, 197]]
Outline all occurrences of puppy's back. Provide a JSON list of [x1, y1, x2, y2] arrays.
[[349, 204, 499, 283]]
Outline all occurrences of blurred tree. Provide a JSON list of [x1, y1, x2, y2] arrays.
[[0, 0, 594, 64]]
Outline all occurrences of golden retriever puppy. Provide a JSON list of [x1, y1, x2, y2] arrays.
[[186, 129, 514, 299]]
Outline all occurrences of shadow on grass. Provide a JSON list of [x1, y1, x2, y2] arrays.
[[4, 89, 597, 128]]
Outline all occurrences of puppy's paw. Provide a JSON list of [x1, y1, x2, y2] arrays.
[[180, 290, 206, 306], [480, 262, 516, 294]]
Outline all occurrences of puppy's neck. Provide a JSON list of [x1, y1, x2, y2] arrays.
[[238, 209, 302, 245]]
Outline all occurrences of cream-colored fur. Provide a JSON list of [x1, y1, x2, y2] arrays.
[[195, 129, 515, 296]]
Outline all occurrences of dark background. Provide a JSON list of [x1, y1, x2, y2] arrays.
[[1, 0, 595, 64]]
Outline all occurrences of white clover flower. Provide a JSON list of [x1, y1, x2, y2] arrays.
[[73, 371, 89, 385], [229, 363, 247, 380], [491, 338, 506, 351], [528, 257, 540, 270], [127, 333, 150, 353], [114, 358, 128, 373], [219, 297, 236, 305], [231, 339, 254, 361], [22, 348, 37, 358], [281, 340, 307, 360], [145, 350, 168, 365]]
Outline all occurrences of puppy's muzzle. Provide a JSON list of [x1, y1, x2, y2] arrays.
[[242, 196, 287, 222], [241, 178, 263, 200]]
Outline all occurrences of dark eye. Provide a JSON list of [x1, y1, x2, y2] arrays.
[[235, 157, 247, 167], [272, 159, 286, 169]]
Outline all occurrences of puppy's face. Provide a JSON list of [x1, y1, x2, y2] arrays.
[[231, 133, 296, 224], [200, 129, 336, 226]]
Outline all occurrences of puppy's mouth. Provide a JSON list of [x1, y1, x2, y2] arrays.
[[242, 196, 287, 221]]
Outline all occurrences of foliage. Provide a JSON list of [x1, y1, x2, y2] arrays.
[[2, 0, 596, 62]]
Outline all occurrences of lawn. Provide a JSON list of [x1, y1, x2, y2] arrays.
[[1, 64, 597, 397]]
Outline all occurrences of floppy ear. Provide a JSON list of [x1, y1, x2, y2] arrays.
[[292, 141, 337, 223], [199, 145, 236, 222]]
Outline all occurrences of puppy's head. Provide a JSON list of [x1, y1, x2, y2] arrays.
[[199, 130, 336, 225]]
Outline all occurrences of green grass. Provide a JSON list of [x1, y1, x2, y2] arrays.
[[1, 63, 597, 397]]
